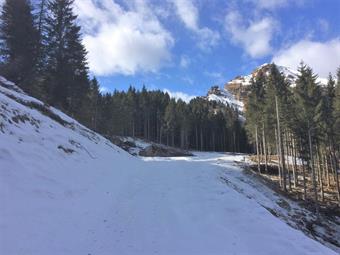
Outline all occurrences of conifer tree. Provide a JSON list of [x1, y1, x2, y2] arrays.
[[164, 99, 178, 146], [176, 100, 191, 149], [44, 0, 90, 117], [334, 68, 340, 147], [245, 71, 266, 171], [294, 63, 321, 206], [0, 0, 39, 93], [333, 68, 340, 202], [35, 0, 48, 74], [88, 77, 100, 130]]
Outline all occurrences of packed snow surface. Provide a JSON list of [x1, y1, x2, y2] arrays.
[[0, 78, 336, 254]]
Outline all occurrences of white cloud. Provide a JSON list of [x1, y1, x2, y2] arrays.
[[180, 55, 190, 68], [248, 0, 289, 10], [225, 10, 276, 58], [74, 0, 174, 76], [172, 0, 199, 31], [163, 89, 196, 103], [171, 0, 220, 49], [272, 39, 340, 77], [204, 71, 225, 84], [246, 0, 305, 10], [182, 76, 194, 85]]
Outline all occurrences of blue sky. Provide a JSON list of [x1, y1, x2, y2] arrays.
[[74, 0, 340, 100]]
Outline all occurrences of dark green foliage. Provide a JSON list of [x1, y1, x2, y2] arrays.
[[93, 88, 248, 152], [334, 68, 340, 146], [245, 70, 265, 143], [43, 0, 90, 119], [294, 63, 322, 157], [245, 62, 340, 205], [0, 0, 39, 93], [315, 74, 335, 143]]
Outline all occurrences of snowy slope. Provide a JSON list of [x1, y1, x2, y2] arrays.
[[207, 87, 244, 112], [0, 77, 336, 254]]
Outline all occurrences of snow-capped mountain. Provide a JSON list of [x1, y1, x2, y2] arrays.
[[206, 63, 328, 113], [227, 63, 327, 88]]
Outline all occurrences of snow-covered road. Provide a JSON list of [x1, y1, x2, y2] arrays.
[[104, 153, 336, 255], [1, 149, 336, 254]]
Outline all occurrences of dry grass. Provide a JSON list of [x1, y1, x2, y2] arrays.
[[248, 155, 340, 208]]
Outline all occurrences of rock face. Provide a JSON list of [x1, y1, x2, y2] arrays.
[[223, 63, 327, 111], [109, 135, 193, 157], [205, 85, 244, 113], [225, 78, 251, 107], [139, 144, 193, 157]]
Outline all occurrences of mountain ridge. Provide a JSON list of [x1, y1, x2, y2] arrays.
[[205, 63, 329, 113]]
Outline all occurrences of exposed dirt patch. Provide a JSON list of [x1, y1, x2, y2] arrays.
[[236, 161, 340, 252], [57, 145, 75, 154]]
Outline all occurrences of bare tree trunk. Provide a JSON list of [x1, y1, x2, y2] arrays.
[[255, 125, 261, 173], [132, 119, 135, 137], [316, 146, 324, 202], [275, 127, 282, 187], [262, 123, 268, 173], [308, 125, 319, 215], [330, 148, 340, 204], [291, 134, 298, 188], [302, 158, 307, 200], [285, 131, 292, 191], [275, 96, 286, 192], [159, 127, 163, 144], [212, 131, 216, 151], [233, 131, 236, 153], [330, 152, 335, 184], [299, 140, 307, 200], [259, 133, 263, 163], [148, 118, 151, 140], [180, 130, 184, 148], [325, 154, 330, 188], [200, 128, 204, 151], [195, 126, 198, 150]]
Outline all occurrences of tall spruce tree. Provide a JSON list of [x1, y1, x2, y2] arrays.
[[334, 68, 340, 147], [88, 77, 100, 130], [294, 63, 322, 206], [44, 0, 90, 119], [0, 0, 39, 93], [245, 71, 266, 171], [332, 68, 340, 203], [35, 0, 48, 73], [316, 74, 335, 143]]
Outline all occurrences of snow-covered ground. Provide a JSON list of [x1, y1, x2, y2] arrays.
[[0, 78, 337, 254]]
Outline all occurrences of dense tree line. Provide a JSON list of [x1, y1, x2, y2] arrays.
[[92, 85, 248, 152], [0, 0, 248, 153], [246, 63, 340, 207]]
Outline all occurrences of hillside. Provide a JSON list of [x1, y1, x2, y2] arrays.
[[0, 77, 338, 254]]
